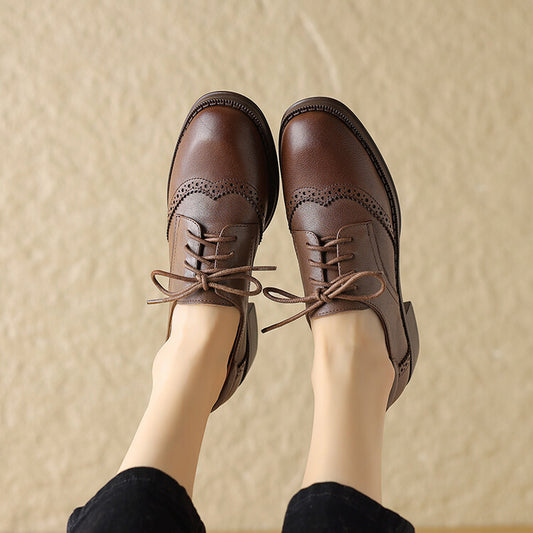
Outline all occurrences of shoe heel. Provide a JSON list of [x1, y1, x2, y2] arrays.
[[212, 303, 258, 411], [404, 301, 419, 374]]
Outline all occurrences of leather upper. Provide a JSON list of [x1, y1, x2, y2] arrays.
[[166, 105, 271, 311], [264, 100, 416, 406], [149, 92, 278, 410], [280, 110, 398, 319]]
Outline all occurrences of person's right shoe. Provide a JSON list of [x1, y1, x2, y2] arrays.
[[263, 97, 419, 407], [148, 91, 279, 411]]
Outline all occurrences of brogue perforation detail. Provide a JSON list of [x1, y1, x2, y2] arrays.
[[280, 103, 400, 237], [287, 185, 394, 238], [166, 178, 264, 238], [399, 352, 410, 375]]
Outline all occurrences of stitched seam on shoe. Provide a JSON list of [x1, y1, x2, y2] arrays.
[[365, 222, 398, 302], [176, 98, 272, 169]]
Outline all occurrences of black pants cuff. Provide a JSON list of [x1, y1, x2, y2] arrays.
[[282, 481, 414, 533], [67, 467, 205, 533]]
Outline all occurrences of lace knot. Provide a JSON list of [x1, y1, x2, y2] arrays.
[[315, 288, 332, 304], [262, 270, 386, 333], [147, 230, 275, 305], [196, 272, 209, 292]]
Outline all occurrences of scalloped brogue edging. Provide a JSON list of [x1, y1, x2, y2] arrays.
[[166, 178, 264, 239], [286, 184, 394, 240]]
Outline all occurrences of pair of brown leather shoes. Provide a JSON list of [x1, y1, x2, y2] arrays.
[[148, 91, 419, 411]]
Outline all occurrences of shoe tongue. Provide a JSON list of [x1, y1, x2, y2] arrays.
[[290, 198, 373, 237]]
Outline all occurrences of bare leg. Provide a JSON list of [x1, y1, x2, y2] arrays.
[[301, 309, 395, 503], [118, 304, 239, 498]]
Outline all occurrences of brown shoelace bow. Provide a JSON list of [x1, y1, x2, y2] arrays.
[[261, 235, 386, 333], [148, 230, 275, 305]]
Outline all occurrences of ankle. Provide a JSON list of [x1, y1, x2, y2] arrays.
[[311, 347, 394, 393], [169, 304, 240, 347], [152, 304, 240, 390], [311, 309, 394, 392], [312, 308, 386, 349]]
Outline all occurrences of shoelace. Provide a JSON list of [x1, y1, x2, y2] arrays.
[[262, 235, 386, 333], [148, 230, 275, 305]]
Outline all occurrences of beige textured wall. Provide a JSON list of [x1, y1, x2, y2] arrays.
[[2, 0, 532, 530]]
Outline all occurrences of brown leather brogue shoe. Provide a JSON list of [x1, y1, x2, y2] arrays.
[[148, 91, 278, 410], [263, 97, 419, 407]]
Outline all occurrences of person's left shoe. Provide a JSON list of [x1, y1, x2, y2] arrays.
[[148, 91, 279, 410], [262, 96, 419, 408]]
